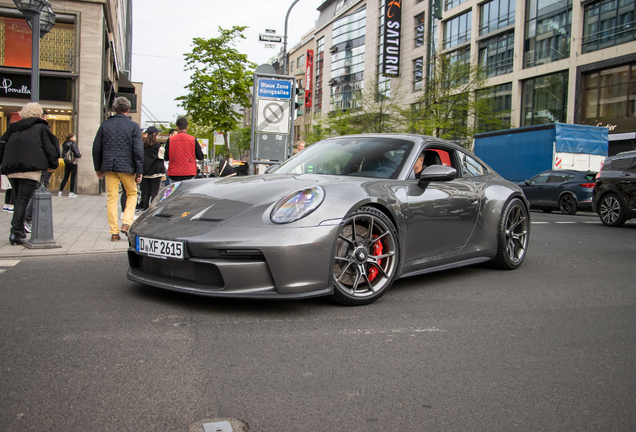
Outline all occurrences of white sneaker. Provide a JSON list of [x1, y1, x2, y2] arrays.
[[58, 191, 63, 196], [68, 192, 77, 197]]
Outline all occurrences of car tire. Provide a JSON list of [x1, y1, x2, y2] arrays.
[[491, 197, 530, 270], [598, 193, 626, 227], [559, 194, 577, 215], [542, 208, 553, 213], [331, 206, 399, 306]]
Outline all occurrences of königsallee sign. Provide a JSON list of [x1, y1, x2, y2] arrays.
[[382, 0, 402, 77]]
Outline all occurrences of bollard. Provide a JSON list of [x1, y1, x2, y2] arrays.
[[24, 184, 61, 249]]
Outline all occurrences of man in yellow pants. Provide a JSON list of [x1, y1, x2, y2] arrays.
[[92, 97, 144, 241]]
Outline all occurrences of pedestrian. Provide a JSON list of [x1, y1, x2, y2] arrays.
[[2, 175, 14, 212], [161, 128, 177, 186], [92, 96, 143, 242], [297, 141, 306, 152], [140, 126, 165, 210], [165, 118, 204, 182], [58, 133, 81, 197], [0, 102, 60, 245]]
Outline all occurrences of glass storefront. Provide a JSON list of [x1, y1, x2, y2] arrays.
[[521, 70, 568, 125], [582, 62, 636, 122]]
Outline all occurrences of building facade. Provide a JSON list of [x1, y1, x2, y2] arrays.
[[284, 0, 635, 154], [0, 0, 138, 194]]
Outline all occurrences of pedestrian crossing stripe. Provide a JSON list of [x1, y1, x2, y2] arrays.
[[0, 259, 20, 266]]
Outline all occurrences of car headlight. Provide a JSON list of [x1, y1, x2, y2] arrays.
[[270, 186, 325, 224], [150, 182, 181, 208]]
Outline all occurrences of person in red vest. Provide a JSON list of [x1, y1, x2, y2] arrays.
[[165, 117, 204, 181]]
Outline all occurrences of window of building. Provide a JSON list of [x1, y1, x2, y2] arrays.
[[413, 58, 424, 91], [479, 0, 516, 35], [521, 71, 568, 126], [582, 0, 636, 54], [330, 6, 366, 111], [476, 83, 512, 132], [445, 0, 469, 11], [524, 0, 572, 68], [415, 12, 426, 47], [291, 61, 295, 71], [478, 32, 514, 77], [583, 63, 636, 122], [297, 54, 305, 68], [0, 16, 77, 72], [443, 11, 472, 50], [315, 37, 325, 113]]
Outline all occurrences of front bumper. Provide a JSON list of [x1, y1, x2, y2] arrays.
[[127, 224, 340, 299]]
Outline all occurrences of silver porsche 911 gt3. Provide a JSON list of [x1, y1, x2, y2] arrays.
[[127, 134, 530, 305]]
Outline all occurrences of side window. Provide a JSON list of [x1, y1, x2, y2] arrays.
[[612, 156, 633, 171], [547, 173, 567, 183], [529, 173, 551, 183], [459, 152, 486, 177]]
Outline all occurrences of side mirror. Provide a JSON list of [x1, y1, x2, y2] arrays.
[[525, 180, 530, 185], [417, 165, 457, 188]]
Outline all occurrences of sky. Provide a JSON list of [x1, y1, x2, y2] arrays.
[[131, 0, 323, 125]]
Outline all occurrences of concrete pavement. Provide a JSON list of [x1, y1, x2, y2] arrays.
[[0, 192, 131, 257]]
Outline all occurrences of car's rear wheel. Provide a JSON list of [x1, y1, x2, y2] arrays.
[[332, 206, 399, 306], [491, 198, 529, 270], [599, 193, 626, 227], [559, 194, 577, 215]]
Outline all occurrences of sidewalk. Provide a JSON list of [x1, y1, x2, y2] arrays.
[[0, 192, 130, 257]]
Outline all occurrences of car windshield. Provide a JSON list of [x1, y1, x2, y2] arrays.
[[272, 137, 414, 179]]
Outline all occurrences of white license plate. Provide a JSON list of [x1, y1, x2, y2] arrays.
[[136, 236, 184, 260]]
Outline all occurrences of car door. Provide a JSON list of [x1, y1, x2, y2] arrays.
[[544, 172, 571, 205], [617, 156, 636, 216], [522, 172, 551, 206], [404, 147, 480, 268]]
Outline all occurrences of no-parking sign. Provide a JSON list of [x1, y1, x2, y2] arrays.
[[256, 99, 290, 134]]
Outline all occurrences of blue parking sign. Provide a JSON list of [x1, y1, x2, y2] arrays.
[[258, 79, 292, 99]]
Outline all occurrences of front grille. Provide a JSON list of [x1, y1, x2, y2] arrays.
[[137, 256, 224, 288]]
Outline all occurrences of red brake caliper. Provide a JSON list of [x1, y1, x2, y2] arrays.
[[368, 234, 383, 282]]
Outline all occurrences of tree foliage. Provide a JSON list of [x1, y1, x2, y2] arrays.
[[176, 26, 257, 155]]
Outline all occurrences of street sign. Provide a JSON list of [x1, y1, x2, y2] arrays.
[[264, 43, 276, 49], [257, 100, 290, 134], [258, 78, 292, 99], [259, 34, 282, 43], [256, 133, 287, 161]]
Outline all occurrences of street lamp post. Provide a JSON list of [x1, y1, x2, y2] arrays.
[[12, 0, 56, 102], [282, 0, 301, 75]]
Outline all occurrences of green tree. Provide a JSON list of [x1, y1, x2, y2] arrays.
[[405, 50, 501, 147], [229, 125, 252, 160], [176, 26, 257, 155], [351, 77, 407, 134]]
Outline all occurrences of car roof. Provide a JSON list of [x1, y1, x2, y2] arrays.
[[608, 150, 636, 160]]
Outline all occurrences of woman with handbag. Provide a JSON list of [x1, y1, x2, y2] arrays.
[[0, 102, 60, 245], [58, 133, 81, 197], [139, 126, 165, 210]]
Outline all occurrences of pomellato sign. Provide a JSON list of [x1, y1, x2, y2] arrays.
[[0, 73, 73, 102], [382, 0, 402, 77], [1, 78, 30, 96]]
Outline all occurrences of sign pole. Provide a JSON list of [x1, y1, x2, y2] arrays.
[[282, 0, 301, 75]]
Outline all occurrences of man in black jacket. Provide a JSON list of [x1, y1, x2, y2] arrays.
[[92, 96, 144, 241]]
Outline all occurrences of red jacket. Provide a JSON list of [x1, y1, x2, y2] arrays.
[[167, 132, 197, 176]]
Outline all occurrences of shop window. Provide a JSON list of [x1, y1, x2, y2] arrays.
[[0, 16, 76, 72], [583, 63, 636, 122], [476, 83, 512, 132]]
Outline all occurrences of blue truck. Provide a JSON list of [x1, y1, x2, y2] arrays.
[[473, 123, 608, 183]]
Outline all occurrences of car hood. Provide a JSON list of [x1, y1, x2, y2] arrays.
[[133, 174, 372, 235]]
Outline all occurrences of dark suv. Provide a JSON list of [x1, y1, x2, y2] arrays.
[[592, 150, 636, 226]]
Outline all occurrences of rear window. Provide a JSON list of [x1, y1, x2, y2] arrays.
[[584, 174, 597, 181]]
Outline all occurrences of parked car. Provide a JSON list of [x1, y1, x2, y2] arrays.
[[127, 134, 530, 306], [518, 169, 597, 215], [592, 150, 636, 227]]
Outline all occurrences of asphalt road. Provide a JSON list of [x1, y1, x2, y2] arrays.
[[1, 211, 635, 431]]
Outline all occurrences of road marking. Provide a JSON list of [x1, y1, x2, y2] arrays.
[[0, 269, 5, 274], [532, 222, 550, 224], [0, 260, 20, 266], [555, 222, 577, 224]]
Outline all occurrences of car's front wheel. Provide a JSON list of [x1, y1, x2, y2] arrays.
[[599, 193, 626, 227], [491, 198, 529, 270], [332, 206, 399, 306], [559, 194, 577, 215]]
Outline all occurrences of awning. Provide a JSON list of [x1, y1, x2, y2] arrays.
[[609, 132, 636, 141], [117, 72, 136, 92]]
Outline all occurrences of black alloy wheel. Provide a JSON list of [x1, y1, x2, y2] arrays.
[[332, 206, 399, 306], [599, 193, 626, 227], [559, 194, 577, 215], [491, 198, 530, 270]]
